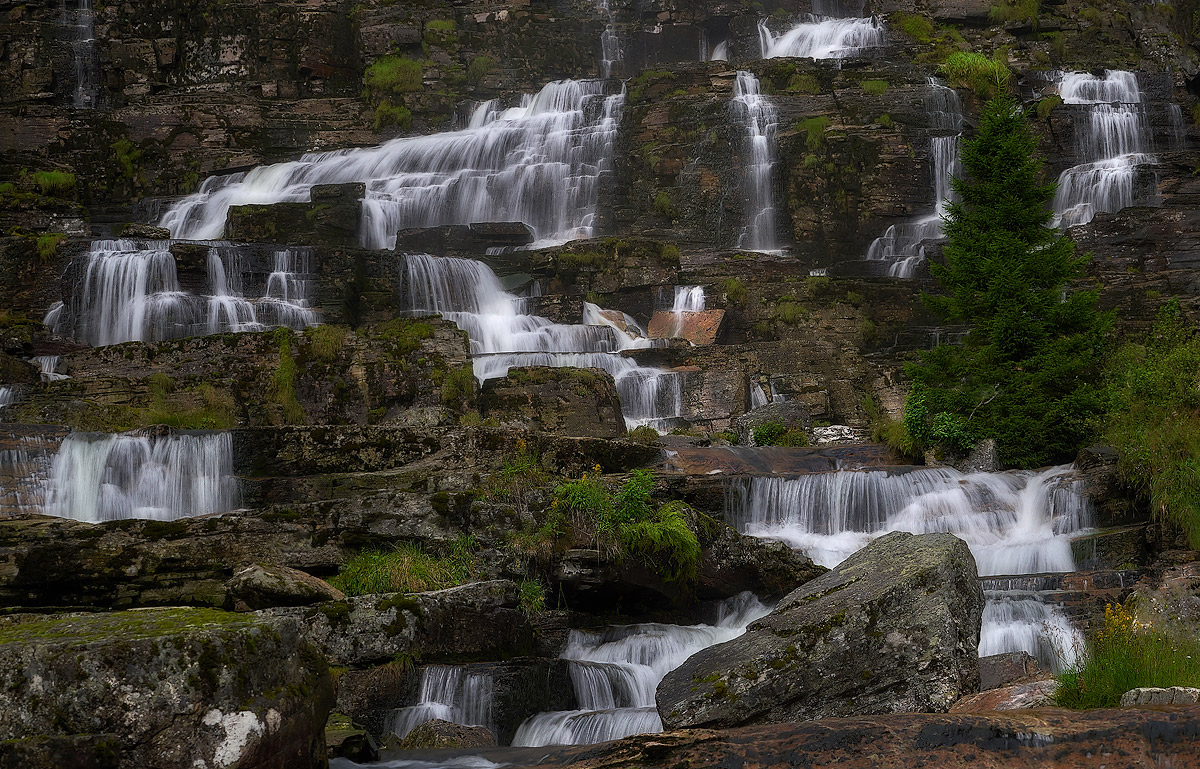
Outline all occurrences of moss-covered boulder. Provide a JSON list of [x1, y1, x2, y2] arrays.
[[657, 531, 984, 728], [479, 366, 626, 438], [395, 718, 496, 749], [0, 608, 332, 769]]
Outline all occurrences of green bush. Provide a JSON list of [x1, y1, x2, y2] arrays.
[[940, 52, 1011, 99], [877, 113, 894, 128], [35, 232, 66, 260], [626, 425, 660, 445], [329, 539, 477, 596], [439, 365, 475, 409], [796, 116, 832, 152], [786, 73, 821, 94], [653, 190, 678, 219], [1056, 602, 1200, 708], [373, 101, 412, 131], [722, 278, 747, 307], [308, 325, 347, 361], [776, 300, 807, 324], [892, 12, 935, 44], [805, 275, 831, 296], [518, 579, 546, 614], [753, 420, 808, 447], [618, 501, 701, 584], [467, 55, 495, 85], [1036, 95, 1062, 121], [860, 79, 888, 95], [31, 171, 76, 196], [364, 56, 423, 96], [1100, 301, 1200, 547]]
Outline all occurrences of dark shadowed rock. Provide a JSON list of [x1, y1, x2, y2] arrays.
[[0, 608, 331, 769], [978, 651, 1042, 691], [480, 367, 626, 438], [118, 223, 171, 239], [657, 532, 984, 729], [698, 526, 825, 601], [396, 719, 497, 750], [325, 712, 378, 763], [523, 708, 1200, 769], [735, 401, 811, 445], [226, 563, 346, 611]]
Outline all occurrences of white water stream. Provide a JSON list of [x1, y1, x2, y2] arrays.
[[732, 72, 780, 253], [758, 16, 885, 60]]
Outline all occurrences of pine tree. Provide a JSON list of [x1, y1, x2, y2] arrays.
[[903, 94, 1111, 468]]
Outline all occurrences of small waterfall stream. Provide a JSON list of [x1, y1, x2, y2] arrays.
[[758, 15, 885, 60], [159, 80, 624, 249], [865, 78, 963, 277], [731, 72, 780, 253], [46, 240, 318, 346], [389, 666, 495, 740], [1052, 70, 1152, 228], [727, 465, 1092, 669], [512, 592, 769, 746], [63, 0, 99, 109], [400, 254, 683, 429]]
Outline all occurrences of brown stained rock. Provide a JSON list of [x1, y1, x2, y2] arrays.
[[950, 680, 1058, 712], [396, 719, 497, 750], [226, 563, 346, 611], [978, 651, 1043, 691], [657, 532, 984, 729], [479, 366, 626, 439], [522, 708, 1200, 769], [647, 310, 725, 345]]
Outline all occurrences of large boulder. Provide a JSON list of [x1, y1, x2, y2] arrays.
[[226, 563, 346, 610], [395, 718, 497, 749], [657, 532, 984, 728], [0, 608, 332, 769], [479, 366, 626, 438]]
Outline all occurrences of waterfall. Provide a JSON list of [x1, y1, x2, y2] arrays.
[[1052, 71, 1153, 228], [732, 72, 780, 253], [48, 240, 318, 346], [727, 464, 1092, 669], [400, 254, 683, 429], [159, 80, 624, 250], [512, 592, 769, 746], [865, 78, 963, 277], [35, 431, 240, 522], [32, 356, 69, 381], [661, 286, 706, 337], [750, 383, 769, 409], [710, 40, 729, 61], [758, 16, 885, 60], [596, 0, 622, 78], [980, 595, 1083, 672], [388, 666, 494, 740], [0, 431, 59, 515], [63, 0, 99, 109]]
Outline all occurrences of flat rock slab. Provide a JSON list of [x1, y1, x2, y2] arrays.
[[0, 608, 331, 769], [522, 707, 1200, 769], [657, 531, 984, 728], [1121, 686, 1200, 707], [647, 310, 725, 345], [951, 680, 1057, 712]]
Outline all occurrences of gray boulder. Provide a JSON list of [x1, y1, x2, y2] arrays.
[[226, 562, 346, 610], [1121, 687, 1200, 707], [656, 531, 984, 728], [0, 608, 331, 769], [735, 401, 810, 446], [395, 718, 497, 749]]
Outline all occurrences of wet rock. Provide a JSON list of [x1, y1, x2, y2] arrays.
[[394, 223, 534, 258], [698, 526, 825, 602], [1071, 525, 1150, 571], [0, 608, 332, 769], [525, 708, 1200, 769], [479, 366, 626, 438], [657, 532, 984, 728], [957, 438, 999, 473], [1073, 445, 1144, 527], [262, 580, 534, 667], [395, 719, 496, 750], [0, 735, 122, 769], [226, 184, 364, 247], [1120, 687, 1200, 707], [810, 424, 871, 446], [978, 651, 1042, 691], [0, 352, 38, 384], [950, 680, 1057, 712], [118, 223, 171, 239], [325, 712, 378, 763], [226, 563, 346, 611], [735, 401, 811, 445]]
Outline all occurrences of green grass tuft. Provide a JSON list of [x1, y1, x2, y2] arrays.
[[329, 538, 477, 597]]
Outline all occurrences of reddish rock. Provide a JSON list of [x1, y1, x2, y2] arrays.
[[526, 708, 1200, 769], [950, 680, 1057, 712], [647, 310, 725, 345]]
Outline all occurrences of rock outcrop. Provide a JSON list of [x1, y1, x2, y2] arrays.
[[479, 366, 626, 438], [395, 718, 497, 749], [657, 531, 984, 728], [226, 563, 347, 611], [0, 608, 332, 769], [1120, 687, 1200, 707]]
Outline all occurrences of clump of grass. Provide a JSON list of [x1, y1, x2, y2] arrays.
[[940, 51, 1011, 99], [329, 538, 477, 596], [36, 232, 67, 260], [1036, 95, 1062, 120], [467, 55, 495, 85], [653, 190, 678, 219], [797, 116, 832, 152], [373, 101, 412, 131], [439, 365, 475, 409], [518, 579, 546, 614], [775, 299, 807, 325], [626, 425, 660, 445], [860, 79, 888, 95], [752, 419, 808, 447], [31, 171, 76, 196], [786, 73, 821, 94], [308, 325, 347, 361], [989, 0, 1041, 28], [364, 56, 424, 95], [618, 500, 701, 585], [722, 278, 747, 307], [1056, 602, 1200, 708], [271, 333, 307, 424], [892, 12, 935, 44]]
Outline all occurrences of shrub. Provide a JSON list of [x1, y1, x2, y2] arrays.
[[940, 52, 1011, 99], [328, 539, 477, 596], [35, 232, 66, 260], [653, 190, 678, 219], [776, 300, 807, 324], [1100, 300, 1200, 547], [373, 100, 412, 131], [753, 419, 808, 447], [892, 12, 935, 44], [439, 365, 475, 409], [805, 275, 831, 296], [467, 55, 495, 85], [364, 56, 423, 96], [31, 171, 76, 196], [877, 113, 894, 128], [1036, 95, 1062, 121], [518, 579, 546, 614], [618, 501, 701, 584], [860, 79, 888, 95], [1056, 602, 1200, 708]]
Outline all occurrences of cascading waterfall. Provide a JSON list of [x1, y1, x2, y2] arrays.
[[388, 666, 494, 740], [38, 431, 239, 522], [980, 594, 1083, 672], [732, 72, 780, 253], [1052, 70, 1152, 228], [63, 0, 99, 109], [727, 465, 1092, 668], [512, 592, 769, 746], [1168, 104, 1187, 149], [401, 253, 683, 429], [0, 431, 59, 515], [33, 356, 69, 381], [665, 286, 705, 337], [596, 0, 622, 78], [47, 240, 318, 346], [865, 78, 963, 277], [159, 80, 625, 250], [758, 15, 885, 60]]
